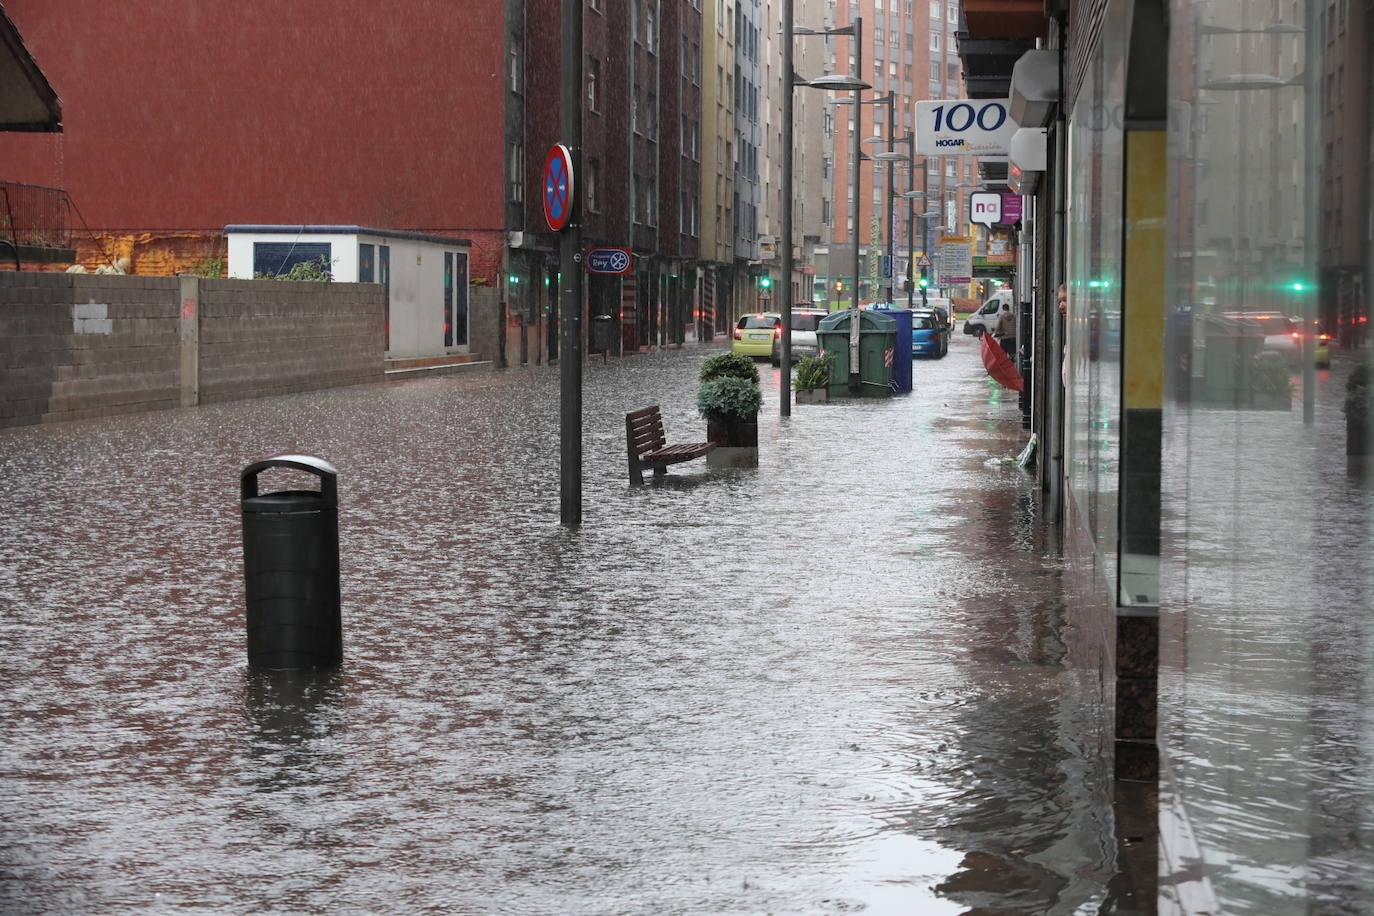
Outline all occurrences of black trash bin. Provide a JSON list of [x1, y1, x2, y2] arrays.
[[590, 314, 616, 360], [241, 455, 342, 670]]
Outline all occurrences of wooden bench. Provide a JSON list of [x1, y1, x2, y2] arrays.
[[625, 405, 716, 486]]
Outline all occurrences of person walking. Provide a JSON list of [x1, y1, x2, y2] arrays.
[[994, 301, 1017, 358]]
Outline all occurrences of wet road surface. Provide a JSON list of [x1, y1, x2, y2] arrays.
[[1, 331, 1125, 913]]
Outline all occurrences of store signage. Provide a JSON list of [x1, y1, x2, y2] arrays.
[[970, 192, 1002, 227], [916, 99, 1017, 156], [585, 247, 633, 274], [937, 235, 973, 285]]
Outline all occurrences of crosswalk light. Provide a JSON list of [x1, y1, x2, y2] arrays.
[[508, 273, 520, 285]]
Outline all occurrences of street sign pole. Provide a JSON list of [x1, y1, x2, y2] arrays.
[[558, 0, 583, 526]]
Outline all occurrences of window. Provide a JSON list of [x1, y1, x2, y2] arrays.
[[931, 32, 940, 51], [509, 49, 521, 94], [253, 242, 331, 279], [509, 141, 525, 203], [587, 58, 600, 112], [947, 1, 957, 22], [587, 158, 599, 212], [358, 244, 375, 283], [644, 0, 658, 52]]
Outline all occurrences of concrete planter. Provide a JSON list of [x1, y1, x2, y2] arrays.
[[795, 387, 828, 405], [707, 446, 759, 469], [705, 413, 758, 469], [706, 415, 758, 448]]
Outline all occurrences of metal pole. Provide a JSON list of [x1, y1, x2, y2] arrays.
[[885, 94, 895, 306], [780, 0, 794, 417], [559, 0, 584, 526], [849, 16, 863, 390], [907, 178, 915, 309]]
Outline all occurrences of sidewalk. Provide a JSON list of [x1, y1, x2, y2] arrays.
[[0, 336, 1133, 914]]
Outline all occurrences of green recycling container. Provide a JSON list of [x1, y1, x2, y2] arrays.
[[816, 309, 897, 398]]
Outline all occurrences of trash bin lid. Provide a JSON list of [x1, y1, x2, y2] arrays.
[[242, 490, 330, 514]]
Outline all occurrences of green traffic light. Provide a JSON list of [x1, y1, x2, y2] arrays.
[[918, 277, 929, 288], [760, 276, 772, 289], [508, 274, 520, 285]]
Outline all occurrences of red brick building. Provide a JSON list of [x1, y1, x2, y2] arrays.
[[0, 0, 707, 364]]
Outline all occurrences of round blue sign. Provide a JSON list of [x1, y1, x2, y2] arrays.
[[543, 144, 574, 231]]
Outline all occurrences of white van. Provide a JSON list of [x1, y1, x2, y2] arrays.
[[963, 288, 1015, 337]]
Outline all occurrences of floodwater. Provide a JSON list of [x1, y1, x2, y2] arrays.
[[1, 333, 1126, 914]]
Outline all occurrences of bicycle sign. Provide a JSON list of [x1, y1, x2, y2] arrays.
[[915, 99, 1017, 156], [542, 144, 575, 232], [586, 247, 633, 275]]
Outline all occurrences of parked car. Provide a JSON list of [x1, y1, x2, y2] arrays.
[[911, 310, 947, 358], [1222, 311, 1302, 364], [919, 296, 953, 330], [1316, 330, 1333, 368], [771, 307, 829, 365], [963, 288, 1015, 336], [732, 312, 781, 358]]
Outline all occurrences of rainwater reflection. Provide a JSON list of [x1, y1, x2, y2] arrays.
[[1, 336, 1120, 913]]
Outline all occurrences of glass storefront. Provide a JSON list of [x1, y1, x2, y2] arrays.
[[1063, 0, 1373, 907], [1159, 0, 1370, 910]]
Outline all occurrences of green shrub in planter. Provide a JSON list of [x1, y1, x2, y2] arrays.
[[700, 352, 761, 385], [697, 376, 763, 420], [793, 354, 833, 391], [1346, 362, 1374, 455], [1247, 354, 1293, 402]]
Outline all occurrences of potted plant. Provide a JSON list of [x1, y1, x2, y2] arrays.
[[1244, 353, 1293, 410], [1345, 362, 1373, 457], [697, 376, 762, 448], [698, 353, 762, 450], [793, 353, 833, 404], [699, 352, 760, 386]]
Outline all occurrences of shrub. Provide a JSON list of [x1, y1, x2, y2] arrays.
[[1346, 361, 1374, 417], [256, 255, 334, 282], [793, 353, 833, 391], [1247, 355, 1293, 400], [697, 376, 763, 420], [699, 352, 760, 385]]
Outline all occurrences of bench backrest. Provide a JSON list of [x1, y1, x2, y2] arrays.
[[626, 405, 667, 458]]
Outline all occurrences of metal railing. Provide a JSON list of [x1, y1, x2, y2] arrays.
[[0, 180, 73, 250]]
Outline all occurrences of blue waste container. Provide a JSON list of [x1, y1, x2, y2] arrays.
[[879, 309, 913, 393]]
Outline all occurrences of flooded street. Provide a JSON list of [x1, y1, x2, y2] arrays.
[[1, 333, 1125, 914]]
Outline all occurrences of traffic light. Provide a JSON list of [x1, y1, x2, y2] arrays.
[[834, 279, 843, 292], [508, 273, 520, 286], [918, 272, 929, 289], [759, 274, 772, 290]]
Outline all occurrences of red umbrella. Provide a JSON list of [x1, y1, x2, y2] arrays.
[[979, 332, 1024, 391]]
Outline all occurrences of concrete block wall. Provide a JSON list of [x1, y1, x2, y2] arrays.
[[197, 278, 383, 404], [0, 272, 181, 427], [1, 273, 385, 429]]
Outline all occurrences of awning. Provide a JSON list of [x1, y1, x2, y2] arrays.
[[0, 8, 62, 132]]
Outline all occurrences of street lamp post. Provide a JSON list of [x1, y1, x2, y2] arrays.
[[872, 130, 918, 307], [789, 22, 869, 406]]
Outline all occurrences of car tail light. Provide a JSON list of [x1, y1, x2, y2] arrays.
[[1291, 331, 1302, 339], [1319, 333, 1332, 341], [774, 325, 782, 339], [733, 328, 742, 340]]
